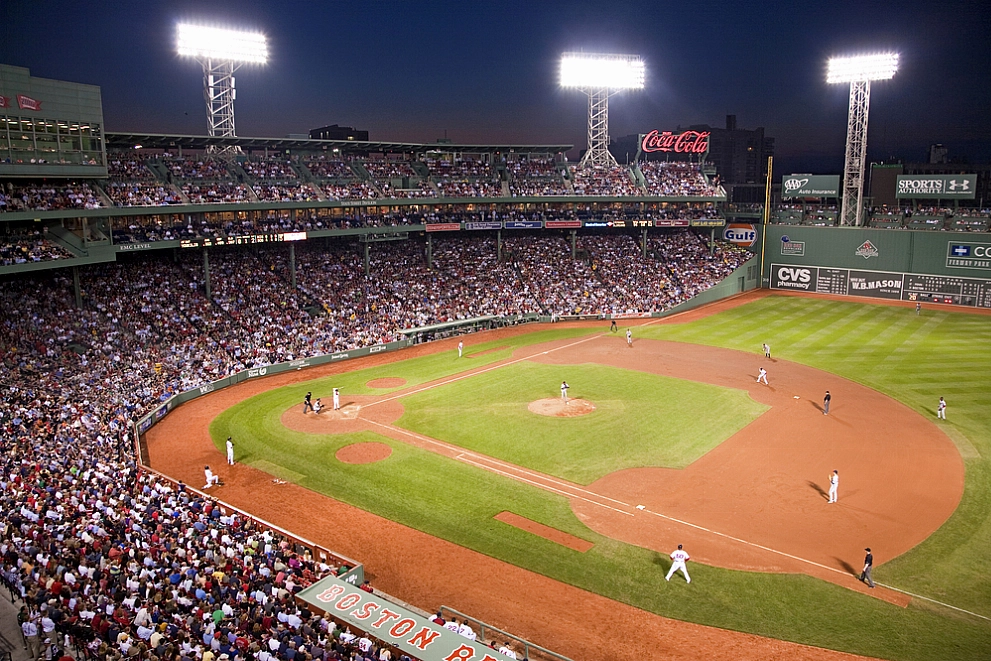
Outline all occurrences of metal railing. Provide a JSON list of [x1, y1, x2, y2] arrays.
[[438, 606, 574, 661]]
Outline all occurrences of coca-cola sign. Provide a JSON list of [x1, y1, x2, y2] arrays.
[[640, 130, 710, 154]]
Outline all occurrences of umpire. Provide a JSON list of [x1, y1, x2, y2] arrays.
[[860, 548, 875, 588]]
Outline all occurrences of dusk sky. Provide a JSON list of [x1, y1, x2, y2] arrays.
[[2, 0, 989, 174]]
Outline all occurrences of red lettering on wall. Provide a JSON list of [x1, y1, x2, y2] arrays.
[[370, 609, 402, 629], [351, 601, 379, 620], [388, 618, 416, 638], [406, 627, 441, 650], [443, 645, 475, 661], [640, 130, 710, 154], [316, 585, 346, 602], [334, 593, 361, 611]]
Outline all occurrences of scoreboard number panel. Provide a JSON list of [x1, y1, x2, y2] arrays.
[[771, 264, 991, 309]]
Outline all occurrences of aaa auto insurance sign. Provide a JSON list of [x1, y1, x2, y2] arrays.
[[723, 223, 757, 247], [781, 174, 840, 198], [896, 174, 977, 199]]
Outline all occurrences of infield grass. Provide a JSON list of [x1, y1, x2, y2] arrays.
[[211, 298, 991, 661]]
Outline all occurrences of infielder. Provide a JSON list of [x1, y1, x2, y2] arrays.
[[626, 329, 633, 347], [333, 388, 341, 411], [560, 381, 570, 402], [458, 340, 463, 358], [756, 367, 768, 385], [665, 544, 691, 583], [828, 469, 839, 503], [762, 343, 770, 358], [823, 390, 831, 415], [226, 437, 235, 465], [937, 396, 946, 420]]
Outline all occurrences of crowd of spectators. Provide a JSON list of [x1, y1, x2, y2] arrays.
[[241, 159, 299, 181], [301, 158, 354, 180], [362, 161, 416, 180], [0, 230, 751, 661], [569, 166, 640, 197], [320, 182, 379, 202], [507, 158, 568, 197], [105, 183, 184, 208], [0, 229, 75, 265], [1, 183, 104, 212], [183, 185, 252, 205], [639, 162, 720, 196], [164, 158, 232, 181], [251, 184, 321, 203]]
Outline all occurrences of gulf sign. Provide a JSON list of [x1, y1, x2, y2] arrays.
[[723, 223, 757, 247]]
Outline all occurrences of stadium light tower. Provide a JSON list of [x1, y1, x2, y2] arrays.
[[177, 24, 268, 151], [827, 53, 898, 226], [560, 52, 645, 168]]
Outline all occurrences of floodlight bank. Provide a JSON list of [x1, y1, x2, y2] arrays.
[[176, 24, 269, 64], [826, 53, 899, 84], [559, 53, 645, 89]]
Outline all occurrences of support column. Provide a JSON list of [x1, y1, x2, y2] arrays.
[[710, 228, 716, 255], [364, 243, 370, 276], [289, 243, 297, 290], [203, 248, 211, 300], [641, 228, 648, 259], [72, 267, 82, 309], [497, 230, 503, 261], [570, 230, 577, 259], [426, 234, 433, 269]]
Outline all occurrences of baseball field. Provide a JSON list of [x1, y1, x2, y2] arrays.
[[146, 292, 991, 661]]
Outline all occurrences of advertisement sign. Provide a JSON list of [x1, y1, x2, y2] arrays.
[[895, 174, 977, 199], [464, 221, 502, 231], [770, 264, 816, 291], [690, 218, 725, 227], [946, 242, 991, 270], [847, 270, 904, 299], [722, 223, 758, 247], [545, 220, 582, 229], [297, 575, 499, 661], [855, 240, 879, 259], [424, 223, 460, 232], [655, 219, 690, 227], [504, 220, 543, 229], [640, 130, 710, 154], [781, 174, 840, 198], [780, 235, 805, 256], [583, 220, 628, 228]]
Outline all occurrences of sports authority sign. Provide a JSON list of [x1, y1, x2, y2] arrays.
[[722, 223, 757, 247], [946, 242, 991, 270], [639, 130, 710, 154], [297, 574, 504, 661], [895, 174, 977, 199], [781, 174, 840, 199]]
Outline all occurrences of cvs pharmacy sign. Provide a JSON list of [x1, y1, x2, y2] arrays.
[[771, 265, 815, 291], [723, 223, 757, 247]]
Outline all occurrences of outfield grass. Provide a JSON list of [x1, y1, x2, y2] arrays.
[[396, 361, 766, 483], [211, 300, 991, 660]]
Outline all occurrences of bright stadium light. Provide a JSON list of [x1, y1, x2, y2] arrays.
[[176, 23, 269, 151], [560, 52, 645, 168], [827, 52, 899, 226]]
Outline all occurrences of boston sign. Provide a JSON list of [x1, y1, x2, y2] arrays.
[[640, 130, 710, 154]]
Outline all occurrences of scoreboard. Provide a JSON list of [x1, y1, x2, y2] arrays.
[[770, 264, 991, 309], [179, 231, 307, 248]]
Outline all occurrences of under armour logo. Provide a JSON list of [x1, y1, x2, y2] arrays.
[[948, 179, 970, 191]]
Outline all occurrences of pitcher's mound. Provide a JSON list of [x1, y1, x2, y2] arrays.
[[336, 442, 393, 464], [528, 398, 596, 417], [367, 377, 407, 388]]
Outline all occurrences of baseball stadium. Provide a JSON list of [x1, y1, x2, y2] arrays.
[[2, 11, 991, 661]]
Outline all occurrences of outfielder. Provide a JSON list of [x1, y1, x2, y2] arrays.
[[937, 396, 946, 420], [458, 341, 463, 358], [828, 469, 839, 503], [333, 388, 341, 411], [756, 367, 768, 385], [226, 437, 235, 465], [665, 544, 691, 583], [560, 381, 570, 402], [626, 329, 633, 347], [762, 342, 770, 358]]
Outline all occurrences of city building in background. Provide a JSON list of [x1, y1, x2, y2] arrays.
[[309, 124, 369, 141]]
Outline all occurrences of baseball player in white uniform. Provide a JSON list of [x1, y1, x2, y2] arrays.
[[665, 544, 691, 583], [762, 343, 770, 358], [560, 381, 569, 402], [333, 388, 341, 411], [626, 329, 633, 347], [937, 397, 946, 419], [828, 469, 839, 503], [756, 367, 768, 385], [204, 466, 220, 489], [458, 340, 464, 358], [226, 437, 235, 465]]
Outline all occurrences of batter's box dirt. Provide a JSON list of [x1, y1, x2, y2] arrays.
[[528, 398, 596, 417]]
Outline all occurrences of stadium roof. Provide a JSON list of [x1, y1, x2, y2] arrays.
[[105, 132, 572, 154]]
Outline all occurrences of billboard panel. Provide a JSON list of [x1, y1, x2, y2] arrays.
[[782, 174, 840, 198], [895, 174, 977, 199]]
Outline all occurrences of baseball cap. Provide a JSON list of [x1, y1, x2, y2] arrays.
[[865, 547, 871, 552]]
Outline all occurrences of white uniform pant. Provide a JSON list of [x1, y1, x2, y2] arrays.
[[757, 373, 768, 384], [334, 395, 340, 410], [938, 407, 945, 419], [227, 449, 234, 465], [828, 484, 838, 503], [666, 560, 690, 583]]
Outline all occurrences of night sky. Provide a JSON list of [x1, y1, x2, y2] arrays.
[[2, 0, 989, 174]]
